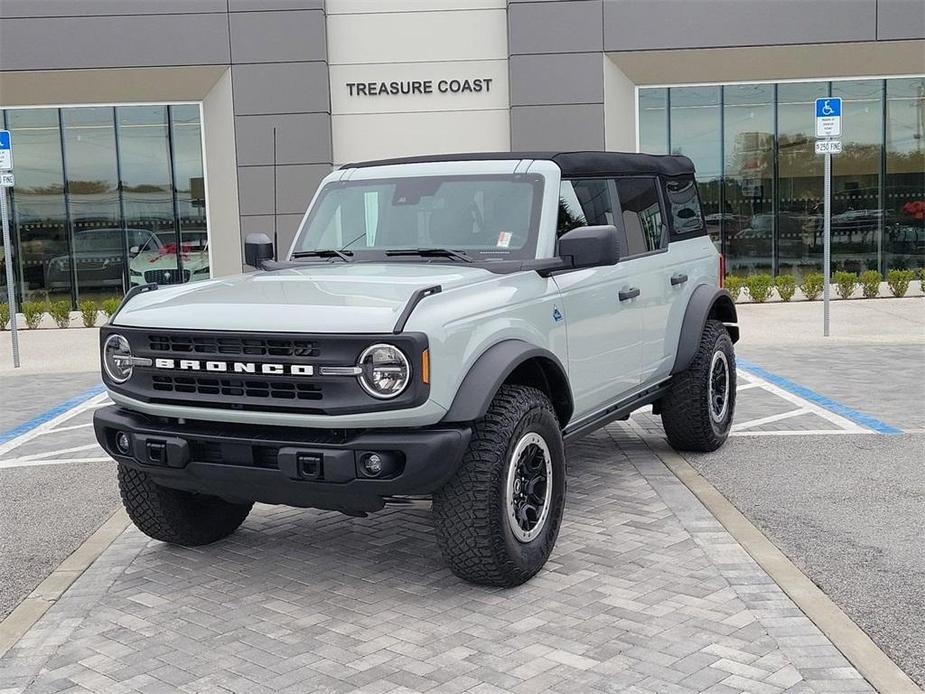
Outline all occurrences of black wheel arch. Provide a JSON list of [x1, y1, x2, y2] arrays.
[[671, 285, 739, 375], [442, 340, 574, 427]]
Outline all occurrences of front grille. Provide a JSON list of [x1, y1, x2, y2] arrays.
[[148, 334, 319, 358], [145, 269, 191, 285], [151, 375, 322, 401]]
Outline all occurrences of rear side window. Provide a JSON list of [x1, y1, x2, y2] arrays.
[[663, 176, 705, 235], [613, 177, 665, 255], [557, 179, 615, 237]]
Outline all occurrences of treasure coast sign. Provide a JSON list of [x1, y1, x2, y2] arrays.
[[346, 78, 494, 97]]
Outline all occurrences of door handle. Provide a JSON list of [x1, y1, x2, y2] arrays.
[[670, 273, 689, 286], [619, 287, 640, 302]]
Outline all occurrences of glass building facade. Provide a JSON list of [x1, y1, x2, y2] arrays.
[[639, 77, 925, 277], [0, 104, 208, 308]]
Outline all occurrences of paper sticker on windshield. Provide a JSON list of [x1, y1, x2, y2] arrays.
[[496, 231, 512, 248]]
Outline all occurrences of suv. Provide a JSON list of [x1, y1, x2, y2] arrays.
[[94, 151, 738, 587]]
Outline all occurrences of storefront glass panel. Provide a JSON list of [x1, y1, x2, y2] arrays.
[[640, 78, 925, 277], [723, 84, 775, 275], [0, 104, 208, 309], [885, 78, 925, 271]]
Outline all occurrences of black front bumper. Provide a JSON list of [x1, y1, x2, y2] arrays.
[[93, 406, 471, 514]]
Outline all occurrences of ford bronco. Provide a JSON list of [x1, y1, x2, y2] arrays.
[[94, 151, 738, 587]]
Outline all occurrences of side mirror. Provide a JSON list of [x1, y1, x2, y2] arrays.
[[558, 224, 621, 270], [244, 233, 274, 269], [128, 245, 140, 256]]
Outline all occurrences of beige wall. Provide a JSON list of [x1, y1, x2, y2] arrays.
[[327, 0, 510, 164]]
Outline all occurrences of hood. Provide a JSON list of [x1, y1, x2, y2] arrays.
[[113, 262, 498, 333]]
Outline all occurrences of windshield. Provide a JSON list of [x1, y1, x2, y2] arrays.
[[292, 174, 544, 262]]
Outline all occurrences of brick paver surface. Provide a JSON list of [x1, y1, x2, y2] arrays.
[[0, 425, 872, 694]]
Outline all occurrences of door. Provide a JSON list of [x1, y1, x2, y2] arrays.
[[553, 179, 643, 420], [611, 176, 674, 384]]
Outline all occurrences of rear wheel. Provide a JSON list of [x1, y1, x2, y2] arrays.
[[118, 464, 252, 546], [432, 385, 566, 587], [661, 319, 736, 452]]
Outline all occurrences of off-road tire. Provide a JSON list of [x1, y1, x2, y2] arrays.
[[661, 318, 736, 452], [432, 385, 566, 587], [118, 464, 252, 546]]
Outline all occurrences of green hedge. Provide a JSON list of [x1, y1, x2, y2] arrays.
[[833, 271, 859, 299], [859, 270, 881, 299], [774, 274, 796, 302], [887, 269, 915, 298]]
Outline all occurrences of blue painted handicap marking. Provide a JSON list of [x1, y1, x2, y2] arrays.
[[0, 130, 10, 149], [815, 97, 841, 118]]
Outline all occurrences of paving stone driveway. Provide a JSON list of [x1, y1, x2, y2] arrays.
[[0, 426, 871, 694]]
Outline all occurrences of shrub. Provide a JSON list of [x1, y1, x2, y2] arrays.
[[833, 271, 858, 299], [800, 272, 824, 301], [887, 269, 915, 298], [859, 270, 882, 299], [48, 300, 72, 328], [21, 301, 47, 329], [101, 297, 121, 319], [724, 275, 745, 301], [79, 299, 99, 328], [0, 302, 9, 330], [920, 268, 925, 288], [774, 274, 796, 302], [746, 274, 774, 303]]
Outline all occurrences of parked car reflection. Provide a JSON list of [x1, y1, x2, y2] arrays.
[[129, 230, 210, 286], [45, 228, 161, 291]]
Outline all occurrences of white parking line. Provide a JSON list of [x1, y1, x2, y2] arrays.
[[733, 407, 811, 431]]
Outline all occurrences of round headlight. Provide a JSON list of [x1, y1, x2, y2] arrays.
[[103, 334, 134, 383], [357, 344, 410, 399]]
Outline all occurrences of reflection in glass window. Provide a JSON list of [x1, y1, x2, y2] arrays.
[[3, 108, 70, 303], [557, 179, 613, 237], [885, 78, 925, 271], [171, 105, 210, 283], [61, 107, 124, 302], [639, 88, 668, 155], [831, 80, 882, 273], [723, 84, 774, 275], [670, 87, 722, 238]]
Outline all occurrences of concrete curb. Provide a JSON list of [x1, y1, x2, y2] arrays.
[[0, 507, 130, 659], [640, 433, 921, 694]]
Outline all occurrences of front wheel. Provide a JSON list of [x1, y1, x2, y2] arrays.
[[118, 464, 253, 546], [660, 319, 736, 452], [432, 385, 566, 587]]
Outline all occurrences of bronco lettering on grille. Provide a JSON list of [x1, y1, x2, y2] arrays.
[[153, 358, 314, 376]]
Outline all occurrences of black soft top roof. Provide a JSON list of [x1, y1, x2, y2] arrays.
[[341, 151, 695, 177]]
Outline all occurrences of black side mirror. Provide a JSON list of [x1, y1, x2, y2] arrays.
[[558, 224, 621, 270], [244, 233, 274, 269]]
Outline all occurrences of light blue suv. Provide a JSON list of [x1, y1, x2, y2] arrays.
[[94, 151, 739, 586]]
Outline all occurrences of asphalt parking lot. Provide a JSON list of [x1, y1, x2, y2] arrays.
[[0, 297, 923, 692]]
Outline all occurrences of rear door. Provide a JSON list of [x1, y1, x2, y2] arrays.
[[553, 178, 643, 420]]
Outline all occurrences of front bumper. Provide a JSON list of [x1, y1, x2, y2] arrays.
[[94, 406, 471, 514]]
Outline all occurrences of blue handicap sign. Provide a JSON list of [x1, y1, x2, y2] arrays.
[[815, 98, 841, 118], [0, 130, 10, 150]]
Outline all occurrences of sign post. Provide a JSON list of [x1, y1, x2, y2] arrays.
[[0, 129, 20, 368], [814, 98, 841, 338]]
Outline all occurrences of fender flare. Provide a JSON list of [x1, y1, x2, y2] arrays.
[[442, 340, 573, 424], [671, 285, 739, 375]]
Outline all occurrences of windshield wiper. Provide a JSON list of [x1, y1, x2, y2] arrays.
[[385, 248, 473, 263], [291, 249, 354, 262]]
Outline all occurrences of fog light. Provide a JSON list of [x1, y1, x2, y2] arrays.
[[363, 453, 383, 477], [116, 431, 131, 455]]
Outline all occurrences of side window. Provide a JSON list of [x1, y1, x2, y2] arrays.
[[557, 179, 615, 237], [613, 177, 665, 255], [663, 175, 705, 235]]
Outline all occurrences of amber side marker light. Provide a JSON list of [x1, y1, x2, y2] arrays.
[[421, 349, 430, 384]]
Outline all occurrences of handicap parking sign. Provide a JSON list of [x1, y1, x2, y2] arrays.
[[0, 130, 11, 170], [815, 98, 841, 138]]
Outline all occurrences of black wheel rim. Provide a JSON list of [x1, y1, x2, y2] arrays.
[[505, 433, 552, 543], [708, 350, 730, 423]]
